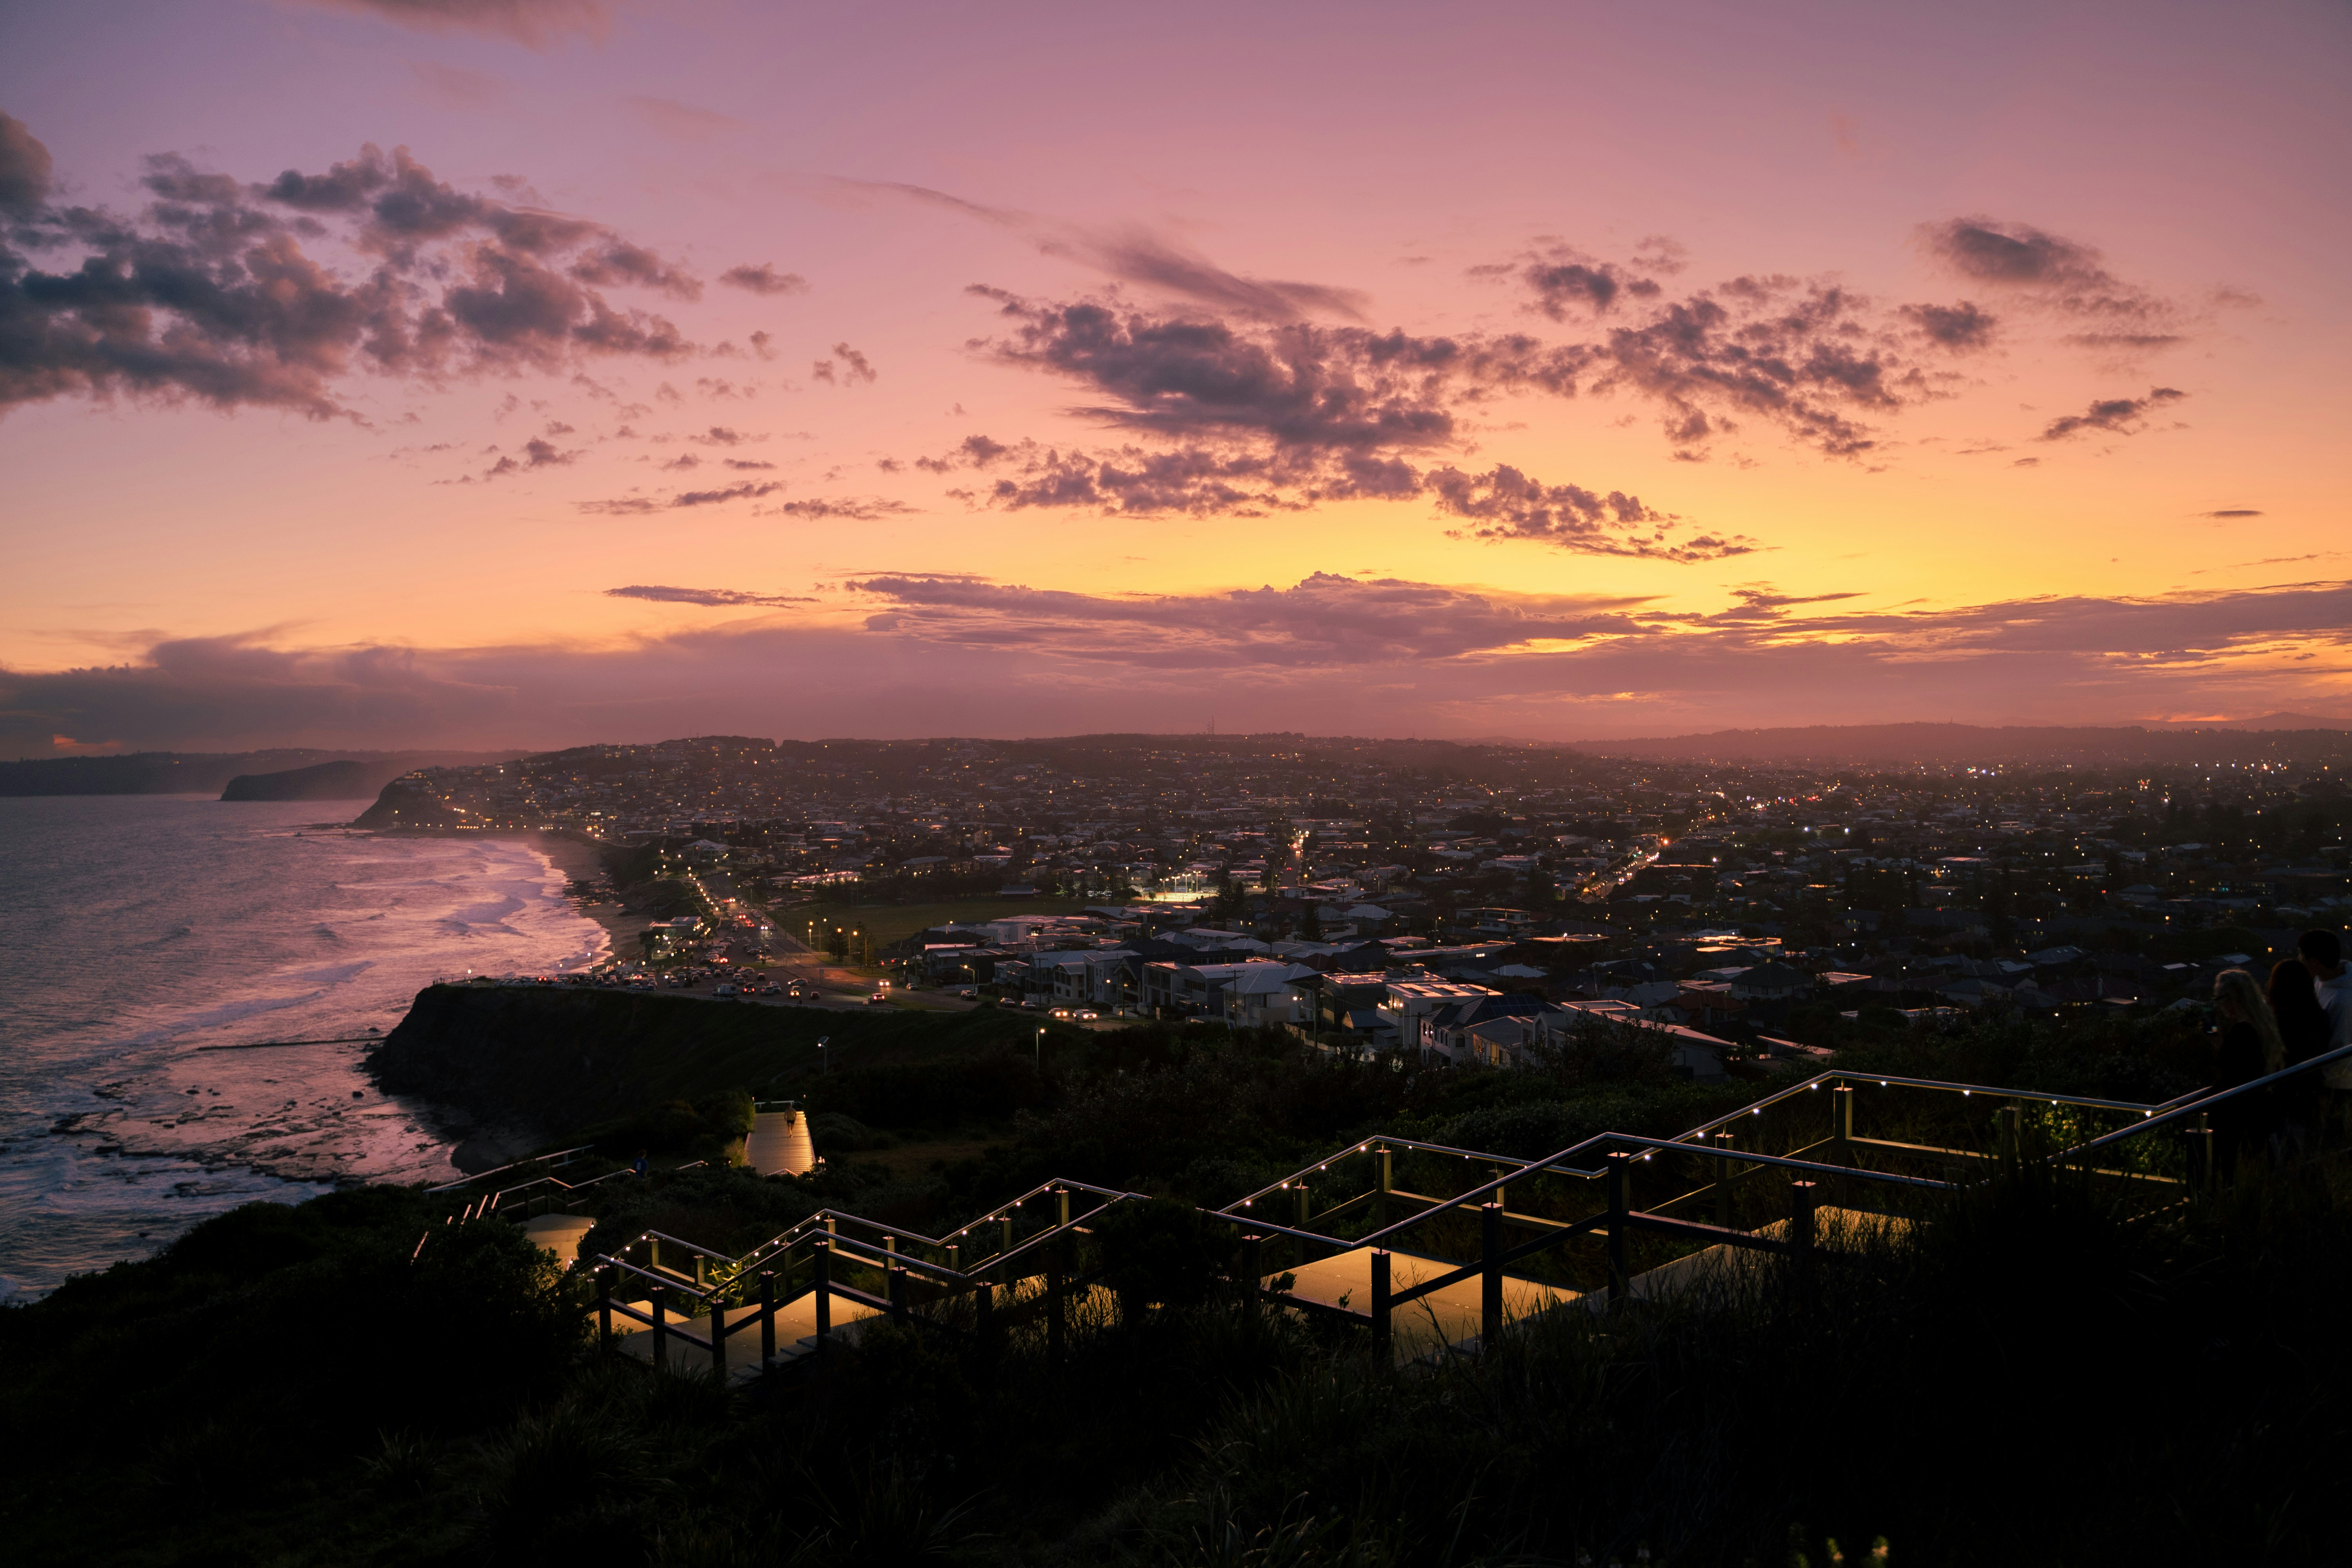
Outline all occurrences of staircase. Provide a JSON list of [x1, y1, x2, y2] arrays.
[[418, 1049, 2352, 1379]]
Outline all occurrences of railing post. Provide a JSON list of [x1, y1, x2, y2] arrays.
[[1791, 1179, 1817, 1261], [1241, 1234, 1263, 1316], [975, 1280, 995, 1356], [1605, 1152, 1630, 1305], [1294, 1182, 1310, 1262], [1711, 1130, 1736, 1228], [812, 1237, 833, 1351], [1998, 1104, 2022, 1167], [1832, 1085, 1855, 1163], [650, 1283, 669, 1371], [2186, 1115, 2216, 1190], [1480, 1200, 1503, 1347], [758, 1270, 776, 1372], [1056, 1185, 1071, 1229], [1000, 1214, 1014, 1277], [888, 1261, 910, 1325], [1370, 1248, 1392, 1363], [650, 1235, 661, 1274], [710, 1290, 728, 1382], [1374, 1144, 1392, 1229], [596, 1265, 613, 1352], [1046, 1241, 1067, 1365]]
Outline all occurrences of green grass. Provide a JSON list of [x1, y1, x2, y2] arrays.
[[776, 896, 1094, 951]]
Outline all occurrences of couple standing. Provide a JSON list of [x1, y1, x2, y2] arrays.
[[2211, 929, 2349, 1158]]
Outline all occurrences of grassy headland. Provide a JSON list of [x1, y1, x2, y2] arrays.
[[8, 996, 2345, 1563]]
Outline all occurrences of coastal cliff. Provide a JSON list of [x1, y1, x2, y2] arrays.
[[368, 984, 1042, 1147], [220, 759, 381, 801]]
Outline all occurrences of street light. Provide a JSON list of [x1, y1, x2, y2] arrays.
[[1036, 1026, 1045, 1072]]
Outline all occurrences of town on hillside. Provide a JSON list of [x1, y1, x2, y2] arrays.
[[354, 733, 2352, 1071]]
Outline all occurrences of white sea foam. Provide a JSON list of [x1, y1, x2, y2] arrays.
[[0, 797, 609, 1299]]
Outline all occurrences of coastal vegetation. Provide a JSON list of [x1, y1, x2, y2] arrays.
[[10, 997, 2346, 1563]]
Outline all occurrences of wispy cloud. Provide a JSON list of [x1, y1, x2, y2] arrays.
[[2040, 387, 2186, 441], [287, 0, 608, 47], [604, 584, 812, 607]]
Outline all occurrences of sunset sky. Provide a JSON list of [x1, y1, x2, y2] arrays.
[[4, 0, 2348, 757]]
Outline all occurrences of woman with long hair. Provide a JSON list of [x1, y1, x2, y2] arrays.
[[2269, 958, 2330, 1142], [2211, 967, 2285, 1167]]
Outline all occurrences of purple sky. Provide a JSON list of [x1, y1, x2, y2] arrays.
[[4, 0, 2348, 755]]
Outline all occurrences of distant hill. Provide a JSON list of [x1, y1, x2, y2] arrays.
[[1568, 722, 2352, 766], [0, 749, 519, 798], [221, 759, 413, 802]]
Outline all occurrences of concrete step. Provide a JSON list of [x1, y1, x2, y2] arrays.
[[606, 1289, 887, 1385], [1268, 1207, 1909, 1362], [1265, 1248, 1578, 1366], [522, 1214, 596, 1265]]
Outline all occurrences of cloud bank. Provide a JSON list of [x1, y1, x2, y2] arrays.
[[0, 120, 695, 420], [11, 575, 2347, 756]]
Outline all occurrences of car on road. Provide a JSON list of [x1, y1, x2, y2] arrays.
[[866, 991, 889, 1006], [1050, 1007, 1074, 1019], [1077, 1010, 1099, 1020], [955, 987, 976, 999]]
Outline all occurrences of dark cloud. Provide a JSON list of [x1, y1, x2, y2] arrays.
[[810, 342, 876, 386], [1426, 465, 1751, 562], [720, 263, 809, 296], [577, 480, 782, 515], [838, 179, 1365, 320], [0, 111, 53, 211], [765, 497, 916, 521], [0, 125, 695, 419], [569, 240, 700, 299], [290, 0, 607, 46], [604, 584, 811, 607], [912, 430, 1734, 559], [2039, 386, 2186, 441], [847, 571, 1653, 668], [1899, 301, 1996, 351], [1919, 217, 2177, 331], [969, 291, 1476, 452], [482, 435, 577, 477], [2201, 508, 2263, 519], [1475, 245, 1664, 319]]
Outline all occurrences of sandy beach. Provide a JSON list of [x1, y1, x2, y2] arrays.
[[529, 831, 645, 962]]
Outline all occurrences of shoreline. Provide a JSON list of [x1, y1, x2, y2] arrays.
[[528, 831, 642, 965]]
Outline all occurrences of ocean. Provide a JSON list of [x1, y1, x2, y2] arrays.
[[0, 795, 608, 1303]]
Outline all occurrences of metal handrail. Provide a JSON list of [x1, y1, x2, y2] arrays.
[[1218, 1136, 1546, 1216], [1345, 1132, 1945, 1256], [2063, 1039, 2352, 1156], [426, 1144, 597, 1194], [1216, 1069, 2172, 1220]]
